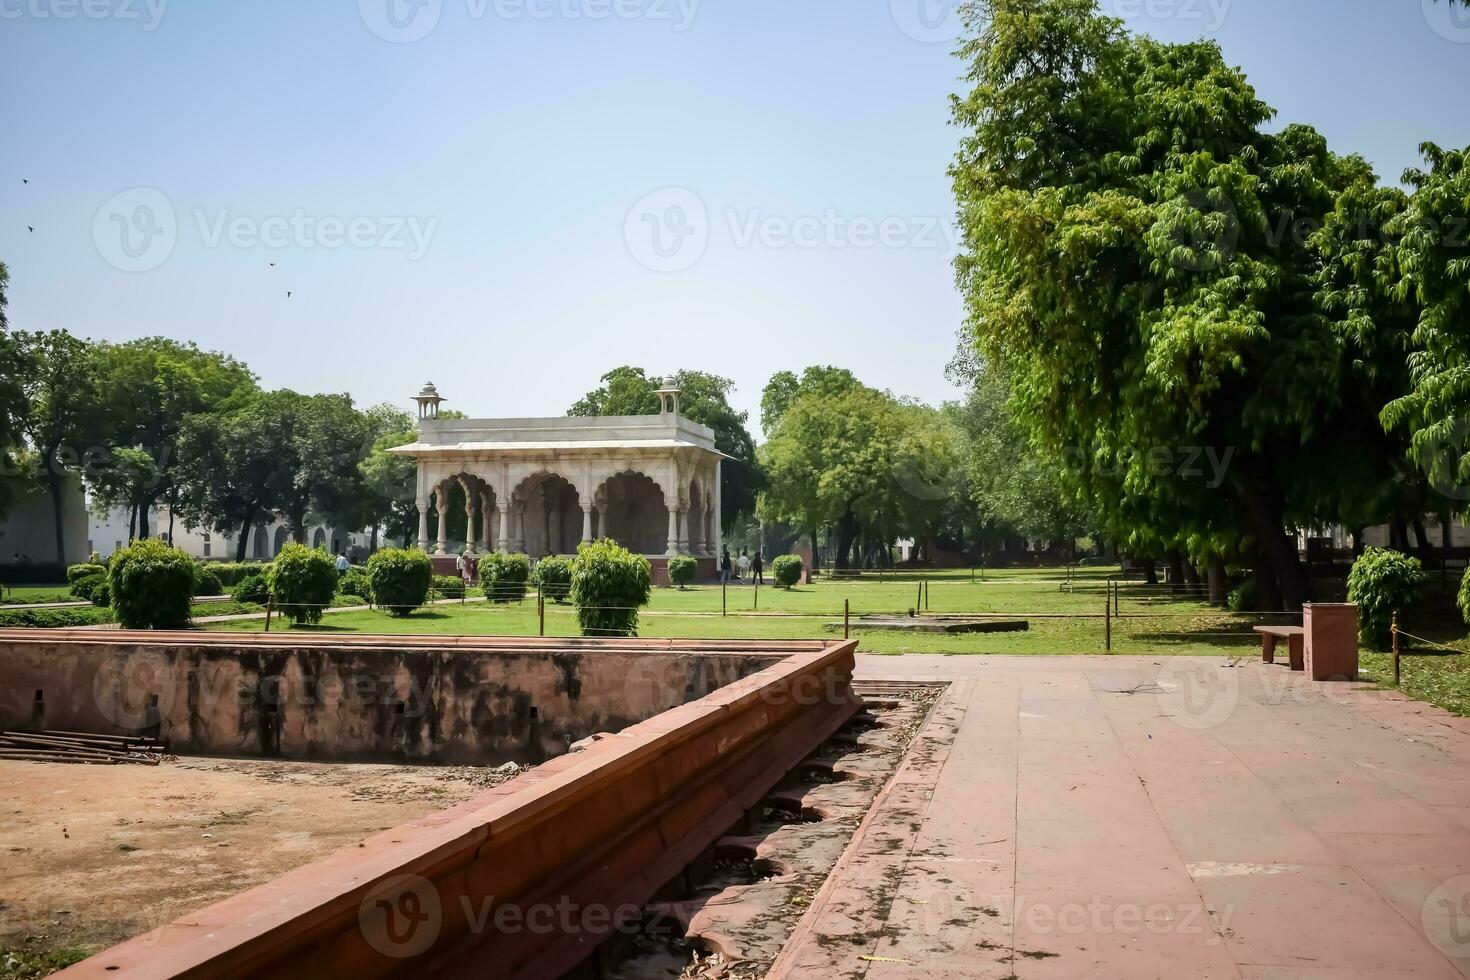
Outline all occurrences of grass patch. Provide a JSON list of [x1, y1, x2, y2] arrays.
[[1, 947, 91, 979]]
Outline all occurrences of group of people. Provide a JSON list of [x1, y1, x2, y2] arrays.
[[719, 547, 763, 585]]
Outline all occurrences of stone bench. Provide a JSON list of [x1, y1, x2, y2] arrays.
[[1253, 624, 1304, 671]]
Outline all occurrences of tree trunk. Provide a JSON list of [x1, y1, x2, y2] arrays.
[[1166, 552, 1186, 592], [1254, 550, 1282, 612], [1142, 559, 1158, 585], [46, 471, 67, 564], [1236, 466, 1309, 611], [235, 516, 253, 562], [370, 525, 379, 554], [137, 505, 149, 540], [1183, 561, 1202, 586], [1411, 518, 1435, 567], [1207, 556, 1228, 606], [834, 510, 858, 570], [806, 529, 818, 584], [1351, 527, 1366, 558]]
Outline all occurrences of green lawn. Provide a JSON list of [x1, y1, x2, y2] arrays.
[[195, 565, 1470, 717], [0, 584, 75, 604]]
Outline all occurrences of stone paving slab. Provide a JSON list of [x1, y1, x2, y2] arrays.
[[770, 655, 1470, 980]]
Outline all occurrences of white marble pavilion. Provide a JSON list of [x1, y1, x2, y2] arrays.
[[388, 381, 724, 578]]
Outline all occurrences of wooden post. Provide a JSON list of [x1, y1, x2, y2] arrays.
[[844, 598, 850, 640], [1392, 611, 1400, 686], [924, 580, 930, 611], [1105, 597, 1112, 652], [753, 578, 759, 611], [539, 592, 545, 637], [916, 582, 923, 613], [264, 598, 272, 632], [722, 580, 727, 617]]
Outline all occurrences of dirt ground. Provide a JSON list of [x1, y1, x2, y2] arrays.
[[0, 756, 518, 964]]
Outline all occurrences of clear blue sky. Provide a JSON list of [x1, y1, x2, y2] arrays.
[[2, 0, 1466, 428]]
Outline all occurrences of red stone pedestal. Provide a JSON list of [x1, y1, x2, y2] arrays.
[[1303, 603, 1358, 681]]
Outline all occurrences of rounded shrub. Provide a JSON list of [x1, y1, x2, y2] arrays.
[[1458, 567, 1470, 626], [108, 538, 195, 630], [231, 573, 271, 606], [771, 554, 803, 589], [192, 565, 223, 597], [366, 548, 432, 617], [532, 555, 573, 602], [479, 552, 531, 603], [433, 574, 466, 599], [339, 566, 372, 601], [267, 543, 338, 625], [67, 562, 107, 586], [667, 554, 697, 589], [1347, 547, 1425, 650], [90, 581, 111, 608], [570, 539, 652, 637], [1226, 577, 1258, 613], [69, 570, 107, 601]]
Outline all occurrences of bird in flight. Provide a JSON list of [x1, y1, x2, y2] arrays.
[[27, 226, 33, 233], [21, 179, 28, 185], [286, 291, 292, 298]]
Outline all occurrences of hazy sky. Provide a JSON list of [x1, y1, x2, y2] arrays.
[[2, 0, 1467, 429]]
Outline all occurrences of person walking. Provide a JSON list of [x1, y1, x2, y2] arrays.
[[737, 549, 751, 582], [335, 552, 349, 576], [720, 546, 732, 584], [752, 551, 764, 585]]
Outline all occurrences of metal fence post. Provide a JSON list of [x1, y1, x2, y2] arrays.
[[264, 598, 272, 632], [722, 580, 727, 617], [1392, 611, 1400, 686], [844, 598, 850, 640], [1105, 596, 1112, 652], [539, 591, 545, 637]]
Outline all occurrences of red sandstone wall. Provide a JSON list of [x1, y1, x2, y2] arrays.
[[0, 633, 786, 764]]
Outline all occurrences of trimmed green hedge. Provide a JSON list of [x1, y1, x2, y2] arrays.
[[533, 555, 573, 602], [267, 544, 337, 625], [202, 561, 270, 586], [433, 574, 466, 599], [771, 554, 803, 589], [479, 552, 531, 603], [366, 548, 432, 617], [193, 565, 224, 597], [570, 539, 651, 637], [667, 555, 697, 589], [109, 539, 195, 630], [0, 606, 111, 628], [67, 563, 108, 585], [69, 571, 108, 601], [1347, 547, 1425, 650], [231, 573, 270, 606], [339, 566, 372, 601]]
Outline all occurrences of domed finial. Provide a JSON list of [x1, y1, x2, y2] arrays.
[[414, 382, 445, 420]]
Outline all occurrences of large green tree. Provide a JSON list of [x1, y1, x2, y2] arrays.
[[569, 367, 762, 529], [950, 0, 1407, 608], [89, 337, 257, 542], [13, 330, 107, 562], [759, 380, 953, 569]]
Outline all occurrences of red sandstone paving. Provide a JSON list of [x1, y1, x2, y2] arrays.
[[771, 655, 1470, 980]]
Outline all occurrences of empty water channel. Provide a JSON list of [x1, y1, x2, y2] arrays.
[[600, 682, 945, 980]]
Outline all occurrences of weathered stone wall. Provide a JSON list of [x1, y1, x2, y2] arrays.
[[0, 633, 786, 764]]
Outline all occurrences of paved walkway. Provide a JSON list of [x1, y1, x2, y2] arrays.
[[771, 655, 1470, 979]]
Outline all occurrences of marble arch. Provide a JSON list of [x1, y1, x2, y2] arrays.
[[388, 380, 724, 582]]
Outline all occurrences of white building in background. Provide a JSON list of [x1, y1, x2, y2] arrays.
[[0, 475, 90, 566], [388, 380, 725, 583], [88, 504, 369, 562]]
